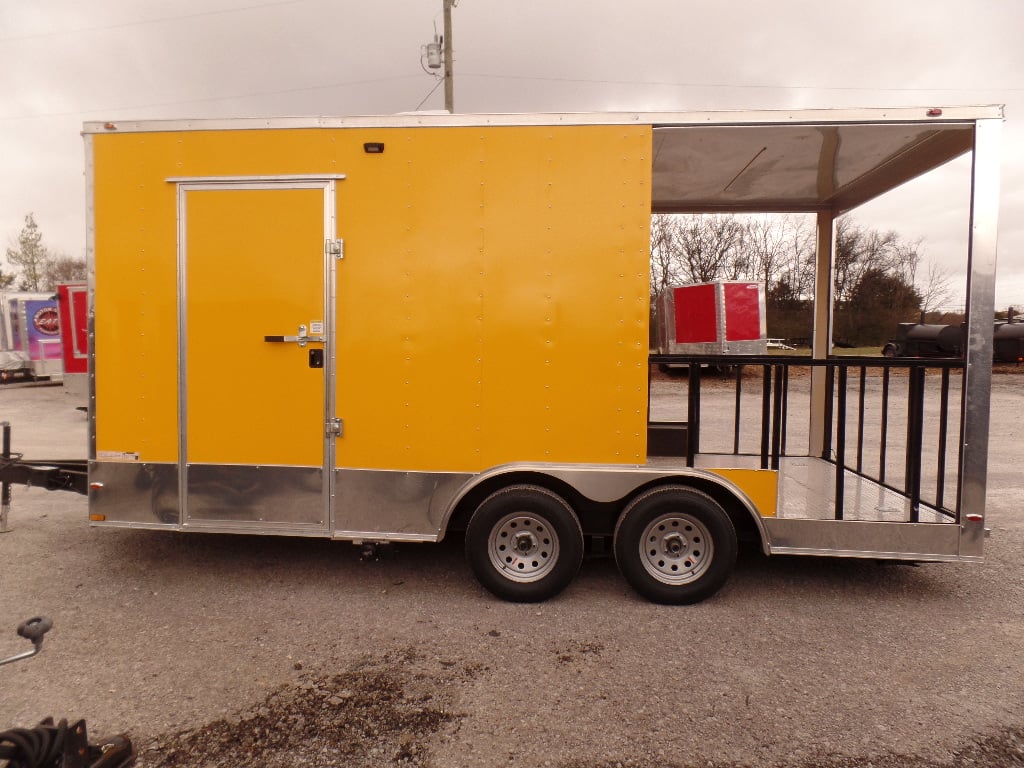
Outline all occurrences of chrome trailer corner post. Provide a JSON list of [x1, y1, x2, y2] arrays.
[[958, 116, 1002, 558], [84, 131, 97, 472], [808, 209, 836, 457]]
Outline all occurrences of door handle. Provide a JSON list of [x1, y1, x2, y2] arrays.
[[263, 325, 325, 348]]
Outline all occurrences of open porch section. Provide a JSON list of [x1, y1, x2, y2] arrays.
[[647, 355, 976, 561]]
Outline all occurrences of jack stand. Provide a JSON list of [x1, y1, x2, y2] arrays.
[[1, 421, 11, 534]]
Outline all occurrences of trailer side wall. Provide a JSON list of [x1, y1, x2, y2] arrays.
[[92, 125, 652, 477]]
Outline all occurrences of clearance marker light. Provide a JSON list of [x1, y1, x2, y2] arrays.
[[89, 483, 105, 520]]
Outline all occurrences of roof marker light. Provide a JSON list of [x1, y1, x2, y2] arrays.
[[926, 108, 943, 117]]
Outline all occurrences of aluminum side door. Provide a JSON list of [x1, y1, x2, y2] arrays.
[[179, 181, 335, 532]]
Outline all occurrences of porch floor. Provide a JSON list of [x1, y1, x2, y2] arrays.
[[652, 454, 955, 524]]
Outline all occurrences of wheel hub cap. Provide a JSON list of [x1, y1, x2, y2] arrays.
[[663, 532, 685, 555], [639, 513, 714, 585], [488, 513, 559, 583], [513, 531, 537, 554]]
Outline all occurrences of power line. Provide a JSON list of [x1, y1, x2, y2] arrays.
[[0, 0, 315, 43], [415, 79, 444, 111], [460, 72, 1024, 94], [0, 75, 423, 122]]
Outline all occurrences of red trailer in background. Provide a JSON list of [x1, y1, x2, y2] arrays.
[[56, 282, 88, 402], [656, 280, 767, 356]]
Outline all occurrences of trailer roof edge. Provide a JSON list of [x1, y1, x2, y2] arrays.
[[82, 105, 1005, 134]]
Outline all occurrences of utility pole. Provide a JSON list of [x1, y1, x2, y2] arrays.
[[422, 1, 456, 112], [443, 0, 455, 113]]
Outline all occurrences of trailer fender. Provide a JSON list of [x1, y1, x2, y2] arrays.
[[438, 462, 771, 553]]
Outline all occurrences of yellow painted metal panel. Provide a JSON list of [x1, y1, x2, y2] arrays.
[[185, 187, 325, 466], [93, 134, 181, 462], [333, 126, 652, 472], [92, 124, 651, 473], [705, 468, 779, 517]]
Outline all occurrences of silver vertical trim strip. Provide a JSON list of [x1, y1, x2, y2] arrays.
[[324, 179, 338, 530], [808, 211, 836, 456], [959, 118, 1002, 557], [758, 283, 768, 338], [84, 133, 98, 463], [176, 185, 189, 524], [715, 281, 726, 345]]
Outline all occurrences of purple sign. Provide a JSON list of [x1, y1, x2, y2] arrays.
[[11, 299, 62, 361]]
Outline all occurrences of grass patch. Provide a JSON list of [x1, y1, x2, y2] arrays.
[[829, 346, 883, 356]]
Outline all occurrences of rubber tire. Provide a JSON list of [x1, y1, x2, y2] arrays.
[[613, 486, 737, 605], [465, 485, 584, 603]]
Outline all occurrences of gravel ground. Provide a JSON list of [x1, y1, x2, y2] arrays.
[[1, 377, 1023, 767]]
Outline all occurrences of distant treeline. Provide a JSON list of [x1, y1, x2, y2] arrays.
[[650, 213, 957, 347]]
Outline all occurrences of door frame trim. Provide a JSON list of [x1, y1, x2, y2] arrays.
[[173, 176, 342, 529]]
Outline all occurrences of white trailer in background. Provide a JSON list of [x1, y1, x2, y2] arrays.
[[0, 292, 63, 382]]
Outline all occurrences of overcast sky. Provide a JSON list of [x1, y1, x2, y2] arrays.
[[2, 0, 1021, 309]]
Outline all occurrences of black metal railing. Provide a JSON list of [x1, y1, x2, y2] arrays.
[[648, 355, 965, 523]]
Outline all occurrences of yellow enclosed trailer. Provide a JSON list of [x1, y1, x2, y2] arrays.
[[83, 108, 1002, 604]]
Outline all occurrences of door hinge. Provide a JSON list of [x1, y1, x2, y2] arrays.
[[326, 238, 344, 259], [327, 417, 344, 437]]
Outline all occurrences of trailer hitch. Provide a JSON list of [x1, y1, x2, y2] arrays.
[[2, 422, 88, 531]]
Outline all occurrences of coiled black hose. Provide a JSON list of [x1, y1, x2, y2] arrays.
[[0, 718, 67, 768]]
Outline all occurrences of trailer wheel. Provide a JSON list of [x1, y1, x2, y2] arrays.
[[882, 343, 898, 358], [613, 486, 737, 604], [465, 485, 584, 603]]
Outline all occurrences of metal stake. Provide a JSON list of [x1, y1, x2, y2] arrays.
[[1, 422, 12, 533]]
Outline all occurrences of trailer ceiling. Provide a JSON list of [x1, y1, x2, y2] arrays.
[[650, 121, 975, 215]]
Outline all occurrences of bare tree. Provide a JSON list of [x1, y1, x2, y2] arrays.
[[652, 213, 816, 292], [650, 215, 683, 298], [831, 216, 934, 344], [6, 213, 48, 291], [833, 217, 936, 308], [917, 261, 955, 317], [784, 215, 816, 299], [743, 215, 789, 287], [649, 211, 934, 345], [677, 214, 744, 283], [4, 214, 85, 291], [889, 237, 924, 286], [43, 253, 87, 287]]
